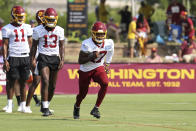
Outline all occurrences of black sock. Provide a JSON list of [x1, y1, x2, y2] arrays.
[[16, 96, 21, 106], [40, 101, 44, 112], [33, 95, 40, 104]]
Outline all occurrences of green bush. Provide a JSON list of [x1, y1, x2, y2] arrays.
[[151, 8, 166, 22], [87, 12, 96, 37], [0, 0, 24, 25]]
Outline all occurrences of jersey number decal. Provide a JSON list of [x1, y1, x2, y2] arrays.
[[92, 51, 107, 63], [14, 29, 25, 42], [43, 35, 57, 48]]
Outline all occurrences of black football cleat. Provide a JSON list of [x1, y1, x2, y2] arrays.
[[49, 110, 53, 115], [90, 107, 100, 119], [35, 100, 41, 106], [42, 108, 50, 117], [40, 105, 53, 116], [73, 105, 80, 119]]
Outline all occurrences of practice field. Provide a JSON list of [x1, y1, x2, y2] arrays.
[[0, 94, 196, 131]]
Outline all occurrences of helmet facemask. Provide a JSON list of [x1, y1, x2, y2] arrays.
[[92, 30, 107, 44], [91, 21, 107, 44], [11, 6, 26, 25], [45, 15, 58, 28], [11, 10, 26, 25]]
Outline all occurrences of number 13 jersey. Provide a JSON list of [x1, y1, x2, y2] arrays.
[[32, 25, 64, 56], [80, 38, 114, 72], [2, 23, 32, 57]]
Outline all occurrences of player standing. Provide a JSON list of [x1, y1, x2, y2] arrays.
[[30, 8, 65, 116], [25, 10, 45, 113], [73, 21, 114, 119], [2, 5, 32, 113]]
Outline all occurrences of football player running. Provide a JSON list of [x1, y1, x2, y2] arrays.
[[73, 21, 114, 119], [25, 10, 45, 113], [30, 8, 65, 116], [2, 5, 33, 113]]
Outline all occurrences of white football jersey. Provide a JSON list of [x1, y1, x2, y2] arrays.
[[0, 28, 2, 41], [32, 25, 41, 58], [80, 38, 114, 72], [32, 25, 64, 56], [2, 23, 32, 57]]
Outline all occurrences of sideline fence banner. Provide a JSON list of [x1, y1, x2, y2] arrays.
[[0, 64, 196, 94]]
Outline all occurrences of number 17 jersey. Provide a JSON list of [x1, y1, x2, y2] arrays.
[[32, 25, 64, 56], [80, 38, 114, 72]]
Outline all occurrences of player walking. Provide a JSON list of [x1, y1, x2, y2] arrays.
[[25, 9, 45, 113], [30, 8, 65, 116]]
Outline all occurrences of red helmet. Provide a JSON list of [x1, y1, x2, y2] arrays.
[[91, 21, 107, 43], [11, 5, 26, 25], [36, 10, 45, 25], [44, 8, 58, 28]]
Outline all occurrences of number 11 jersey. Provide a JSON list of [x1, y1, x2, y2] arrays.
[[2, 23, 32, 57]]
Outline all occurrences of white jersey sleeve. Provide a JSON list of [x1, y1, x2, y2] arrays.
[[0, 29, 2, 40], [26, 24, 33, 36], [80, 42, 90, 52], [59, 28, 65, 41], [2, 26, 10, 38], [32, 25, 41, 40], [105, 39, 114, 64], [32, 25, 43, 58]]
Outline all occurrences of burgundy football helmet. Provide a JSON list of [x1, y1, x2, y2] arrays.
[[44, 8, 58, 28], [36, 10, 45, 25], [91, 21, 107, 44], [11, 5, 26, 25]]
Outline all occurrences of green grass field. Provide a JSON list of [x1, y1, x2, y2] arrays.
[[0, 94, 196, 131]]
